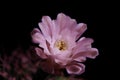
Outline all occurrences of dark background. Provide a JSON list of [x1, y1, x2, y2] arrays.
[[0, 1, 118, 80]]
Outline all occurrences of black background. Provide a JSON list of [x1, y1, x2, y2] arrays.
[[0, 1, 118, 80]]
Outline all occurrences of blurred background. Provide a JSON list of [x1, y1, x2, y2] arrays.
[[0, 0, 117, 80]]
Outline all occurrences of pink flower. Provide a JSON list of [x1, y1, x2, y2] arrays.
[[31, 13, 99, 75]]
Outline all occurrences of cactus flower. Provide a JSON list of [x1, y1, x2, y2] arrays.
[[31, 13, 99, 75]]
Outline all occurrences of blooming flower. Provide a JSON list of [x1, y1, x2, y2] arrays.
[[31, 13, 99, 75]]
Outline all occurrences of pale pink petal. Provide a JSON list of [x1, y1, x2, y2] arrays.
[[54, 14, 77, 41], [66, 62, 85, 75], [73, 56, 86, 62], [35, 47, 47, 59], [39, 16, 56, 43], [71, 37, 98, 62], [68, 19, 77, 30], [31, 28, 45, 44], [52, 49, 71, 65], [72, 37, 98, 59], [56, 13, 78, 36], [38, 23, 51, 43], [42, 16, 53, 32], [31, 28, 51, 55], [50, 20, 59, 40], [54, 54, 71, 66], [75, 23, 87, 40], [73, 37, 94, 54], [56, 13, 67, 30], [42, 16, 58, 40], [61, 31, 77, 49], [72, 48, 99, 59], [56, 13, 84, 42]]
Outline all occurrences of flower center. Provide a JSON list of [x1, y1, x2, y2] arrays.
[[55, 40, 67, 51]]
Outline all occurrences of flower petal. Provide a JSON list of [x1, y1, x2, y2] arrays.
[[53, 49, 72, 66], [72, 48, 99, 59], [56, 13, 67, 30], [55, 17, 87, 44], [51, 20, 59, 41], [31, 28, 45, 43], [42, 17, 58, 40], [54, 55, 71, 66], [38, 15, 57, 43], [35, 48, 47, 59], [31, 28, 51, 55], [56, 13, 77, 35], [66, 62, 85, 75], [75, 23, 87, 40], [72, 37, 98, 61], [73, 37, 94, 54], [73, 56, 86, 62]]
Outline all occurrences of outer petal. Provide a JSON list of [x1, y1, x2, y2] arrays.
[[73, 37, 94, 54], [38, 22, 51, 43], [75, 23, 87, 40], [73, 56, 86, 62], [72, 48, 99, 59], [39, 15, 57, 43], [56, 13, 68, 31], [51, 20, 59, 41], [66, 62, 85, 75], [31, 28, 50, 55], [60, 30, 77, 49], [56, 13, 87, 41], [56, 13, 77, 37], [31, 28, 45, 43], [72, 37, 98, 61], [54, 53, 71, 66], [35, 48, 47, 59]]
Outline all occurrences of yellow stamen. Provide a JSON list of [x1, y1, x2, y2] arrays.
[[55, 40, 67, 51]]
